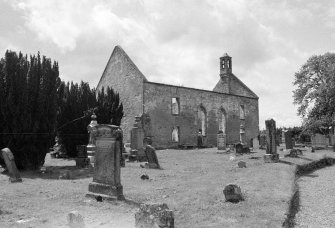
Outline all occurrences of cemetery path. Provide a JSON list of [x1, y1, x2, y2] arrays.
[[295, 165, 335, 228]]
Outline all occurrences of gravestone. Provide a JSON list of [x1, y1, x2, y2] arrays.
[[87, 113, 98, 165], [239, 124, 246, 144], [264, 119, 279, 163], [135, 203, 174, 228], [75, 145, 90, 168], [252, 137, 259, 150], [144, 145, 160, 169], [130, 116, 146, 162], [223, 184, 243, 203], [238, 161, 246, 168], [1, 148, 22, 183], [217, 133, 226, 150], [235, 143, 250, 154], [235, 143, 243, 154], [86, 124, 124, 201], [284, 130, 293, 149]]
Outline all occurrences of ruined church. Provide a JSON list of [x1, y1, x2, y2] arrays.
[[97, 46, 259, 148]]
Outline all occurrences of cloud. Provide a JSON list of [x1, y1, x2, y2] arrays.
[[3, 0, 335, 128]]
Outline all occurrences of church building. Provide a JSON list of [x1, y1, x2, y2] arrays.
[[97, 46, 259, 148]]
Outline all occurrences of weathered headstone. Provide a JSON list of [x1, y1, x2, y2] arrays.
[[223, 184, 243, 203], [87, 113, 97, 165], [75, 145, 90, 168], [235, 143, 250, 154], [238, 161, 246, 168], [86, 125, 124, 201], [130, 116, 146, 162], [252, 137, 259, 150], [217, 133, 226, 150], [284, 130, 293, 149], [67, 211, 85, 228], [135, 203, 174, 228], [1, 148, 22, 183], [236, 143, 243, 154], [264, 119, 279, 163], [144, 145, 160, 169]]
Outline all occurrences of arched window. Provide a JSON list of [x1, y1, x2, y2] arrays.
[[240, 105, 245, 120], [199, 106, 207, 136], [219, 108, 226, 134], [172, 126, 179, 142]]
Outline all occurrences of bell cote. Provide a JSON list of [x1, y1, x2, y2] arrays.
[[220, 53, 232, 78]]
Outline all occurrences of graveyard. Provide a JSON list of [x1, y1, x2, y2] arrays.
[[1, 142, 335, 227]]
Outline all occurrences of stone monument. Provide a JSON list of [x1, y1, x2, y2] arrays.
[[130, 116, 146, 162], [1, 148, 22, 183], [87, 113, 97, 165], [284, 130, 293, 149], [264, 119, 279, 162], [86, 124, 124, 200], [252, 137, 259, 150], [217, 132, 226, 150]]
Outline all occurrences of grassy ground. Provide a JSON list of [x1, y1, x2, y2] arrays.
[[0, 146, 334, 228]]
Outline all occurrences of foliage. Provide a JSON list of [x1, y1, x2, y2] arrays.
[[293, 53, 335, 132], [56, 81, 96, 157], [95, 87, 123, 125], [56, 84, 123, 157], [0, 51, 59, 169]]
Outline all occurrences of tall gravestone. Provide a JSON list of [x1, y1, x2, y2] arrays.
[[130, 116, 146, 161], [217, 132, 226, 150], [284, 130, 293, 149], [252, 137, 259, 150], [1, 148, 22, 183], [264, 119, 279, 163], [87, 124, 124, 200], [87, 113, 98, 165], [239, 124, 246, 144]]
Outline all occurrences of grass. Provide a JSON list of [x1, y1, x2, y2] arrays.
[[1, 146, 334, 227]]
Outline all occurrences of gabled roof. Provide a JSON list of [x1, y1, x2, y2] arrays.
[[97, 45, 147, 89]]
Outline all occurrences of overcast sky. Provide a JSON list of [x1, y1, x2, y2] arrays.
[[1, 0, 335, 129]]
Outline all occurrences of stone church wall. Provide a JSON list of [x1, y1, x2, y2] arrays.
[[96, 46, 146, 142], [143, 81, 259, 149]]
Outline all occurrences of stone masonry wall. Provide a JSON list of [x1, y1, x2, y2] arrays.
[[96, 46, 146, 142], [143, 82, 259, 149]]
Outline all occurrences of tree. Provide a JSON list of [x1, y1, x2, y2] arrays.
[[293, 53, 335, 133], [0, 51, 59, 169], [56, 84, 123, 157]]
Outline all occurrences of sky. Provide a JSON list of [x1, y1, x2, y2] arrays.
[[1, 0, 335, 129]]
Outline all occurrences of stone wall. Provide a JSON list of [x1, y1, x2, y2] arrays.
[[143, 81, 259, 148], [96, 46, 147, 142]]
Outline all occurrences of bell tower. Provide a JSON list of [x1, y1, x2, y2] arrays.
[[220, 53, 232, 78], [214, 53, 231, 93]]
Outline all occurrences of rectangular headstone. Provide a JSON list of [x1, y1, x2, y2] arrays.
[[252, 137, 259, 149], [284, 130, 293, 149], [264, 119, 279, 163], [1, 148, 22, 183], [87, 125, 124, 200], [217, 133, 226, 150]]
